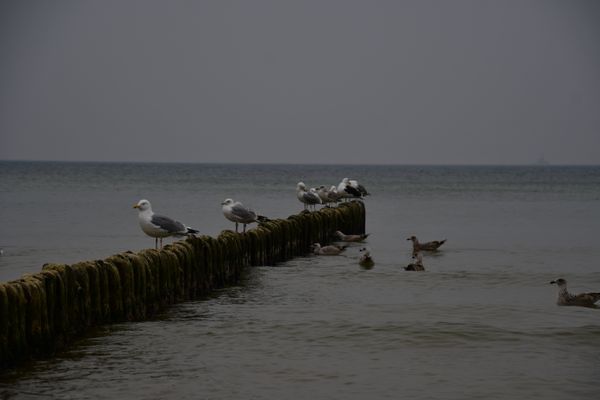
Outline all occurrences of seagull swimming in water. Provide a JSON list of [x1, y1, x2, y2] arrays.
[[550, 278, 600, 308], [312, 243, 347, 255], [405, 252, 425, 271], [358, 247, 374, 269], [297, 182, 322, 211], [334, 230, 369, 242], [221, 198, 268, 233], [133, 199, 198, 249], [407, 235, 446, 256]]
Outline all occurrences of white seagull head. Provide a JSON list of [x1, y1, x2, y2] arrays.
[[133, 199, 152, 212]]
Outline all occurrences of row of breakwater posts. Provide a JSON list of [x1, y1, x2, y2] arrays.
[[0, 202, 365, 369]]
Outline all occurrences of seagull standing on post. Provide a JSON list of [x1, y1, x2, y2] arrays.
[[297, 182, 322, 211], [133, 199, 198, 249], [349, 179, 370, 197], [221, 198, 267, 233], [337, 178, 362, 201]]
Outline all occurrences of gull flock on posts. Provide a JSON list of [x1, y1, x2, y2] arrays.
[[133, 177, 370, 248], [295, 177, 370, 212], [132, 178, 595, 308]]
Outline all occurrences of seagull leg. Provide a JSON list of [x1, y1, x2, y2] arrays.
[[235, 222, 239, 232], [243, 224, 247, 233], [155, 238, 158, 250], [160, 238, 163, 249]]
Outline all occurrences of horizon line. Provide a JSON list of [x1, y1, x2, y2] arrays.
[[1, 158, 599, 167]]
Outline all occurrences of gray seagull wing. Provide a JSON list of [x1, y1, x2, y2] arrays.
[[151, 214, 186, 233], [231, 204, 257, 223], [303, 192, 321, 204]]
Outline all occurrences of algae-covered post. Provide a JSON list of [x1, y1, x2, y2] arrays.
[[0, 201, 365, 369]]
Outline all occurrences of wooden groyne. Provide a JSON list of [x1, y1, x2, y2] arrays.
[[0, 202, 365, 368]]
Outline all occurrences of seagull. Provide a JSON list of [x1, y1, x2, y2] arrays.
[[358, 247, 374, 269], [221, 198, 267, 233], [328, 185, 342, 204], [312, 243, 347, 255], [334, 230, 370, 242], [337, 178, 362, 201], [317, 185, 340, 207], [133, 199, 199, 249], [407, 235, 446, 256], [550, 278, 600, 308], [405, 252, 425, 271], [297, 182, 322, 211], [349, 179, 370, 197]]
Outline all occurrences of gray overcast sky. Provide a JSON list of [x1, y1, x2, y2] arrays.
[[1, 0, 599, 165]]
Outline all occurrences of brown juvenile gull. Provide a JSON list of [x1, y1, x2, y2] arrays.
[[358, 247, 375, 269], [312, 243, 347, 255], [407, 235, 446, 255], [133, 199, 199, 249], [405, 252, 425, 271], [334, 230, 370, 242], [550, 278, 600, 308]]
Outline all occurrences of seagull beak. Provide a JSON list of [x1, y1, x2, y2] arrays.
[[549, 280, 556, 285], [133, 204, 139, 209], [406, 238, 411, 241]]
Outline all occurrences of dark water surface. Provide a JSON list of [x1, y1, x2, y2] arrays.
[[1, 162, 599, 399]]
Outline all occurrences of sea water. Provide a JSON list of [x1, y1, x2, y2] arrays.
[[1, 161, 599, 399]]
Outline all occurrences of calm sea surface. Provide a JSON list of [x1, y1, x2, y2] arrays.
[[1, 161, 600, 399]]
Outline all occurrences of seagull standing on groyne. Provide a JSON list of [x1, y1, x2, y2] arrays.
[[297, 182, 322, 211], [221, 198, 267, 233], [133, 199, 198, 249], [337, 178, 362, 201]]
